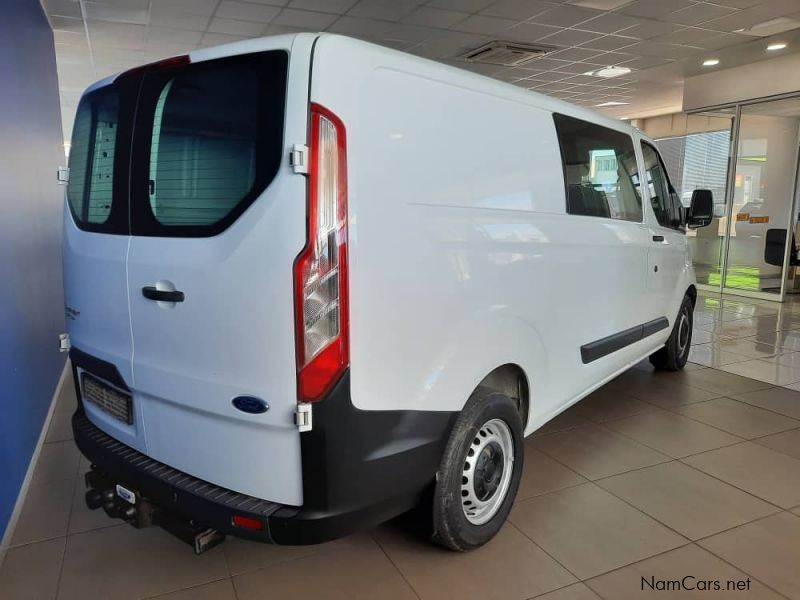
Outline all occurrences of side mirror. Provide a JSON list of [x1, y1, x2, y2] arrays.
[[687, 189, 713, 228]]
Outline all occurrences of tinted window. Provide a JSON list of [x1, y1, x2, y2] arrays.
[[67, 89, 119, 225], [553, 114, 643, 222], [147, 65, 261, 227], [641, 141, 681, 229]]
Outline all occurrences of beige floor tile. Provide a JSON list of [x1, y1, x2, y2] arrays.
[[517, 444, 587, 501], [767, 350, 800, 368], [11, 476, 75, 546], [510, 483, 686, 580], [534, 583, 601, 599], [32, 441, 81, 485], [754, 428, 800, 460], [57, 525, 229, 600], [709, 338, 787, 359], [586, 543, 784, 600], [532, 406, 591, 436], [531, 424, 670, 480], [375, 522, 575, 600], [683, 442, 800, 509], [677, 397, 800, 439], [0, 537, 65, 600], [626, 380, 722, 410], [730, 386, 800, 419], [571, 387, 659, 423], [678, 368, 773, 396], [699, 512, 800, 600], [597, 462, 778, 539], [603, 409, 742, 458], [747, 329, 800, 352], [687, 345, 750, 368], [223, 533, 350, 576], [682, 361, 707, 371], [234, 533, 416, 600], [719, 358, 800, 386], [142, 578, 236, 600]]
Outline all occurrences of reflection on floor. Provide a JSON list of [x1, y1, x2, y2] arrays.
[[3, 303, 800, 599]]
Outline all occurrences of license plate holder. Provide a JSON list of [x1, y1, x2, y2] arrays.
[[81, 373, 133, 425]]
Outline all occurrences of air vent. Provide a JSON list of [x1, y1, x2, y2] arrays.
[[459, 41, 553, 66]]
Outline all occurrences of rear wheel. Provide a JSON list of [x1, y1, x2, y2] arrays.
[[650, 294, 693, 371], [431, 388, 523, 551]]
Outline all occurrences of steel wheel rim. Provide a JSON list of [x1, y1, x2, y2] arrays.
[[677, 309, 690, 357], [461, 418, 514, 526]]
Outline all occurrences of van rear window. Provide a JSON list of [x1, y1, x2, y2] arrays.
[[66, 51, 288, 237], [553, 114, 643, 223]]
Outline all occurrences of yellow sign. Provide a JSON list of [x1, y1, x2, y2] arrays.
[[749, 216, 769, 224], [736, 213, 750, 221]]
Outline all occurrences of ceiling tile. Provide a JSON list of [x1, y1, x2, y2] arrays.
[[427, 0, 495, 12], [326, 15, 394, 37], [575, 13, 645, 34], [621, 19, 681, 39], [538, 28, 603, 45], [148, 5, 212, 30], [450, 14, 517, 34], [347, 0, 420, 22], [42, 0, 83, 19], [615, 55, 674, 69], [523, 56, 575, 70], [402, 7, 470, 28], [568, 0, 632, 8], [504, 21, 562, 42], [146, 26, 204, 45], [706, 0, 761, 7], [660, 3, 737, 26], [379, 23, 441, 42], [207, 17, 266, 36], [88, 21, 146, 49], [479, 0, 558, 20], [552, 60, 599, 73], [288, 0, 358, 12], [215, 1, 281, 23], [698, 31, 753, 49], [534, 5, 604, 27], [200, 32, 251, 47], [53, 30, 87, 45], [617, 0, 694, 19], [49, 15, 85, 32], [621, 40, 699, 59], [150, 0, 218, 16], [83, 2, 148, 24], [402, 30, 486, 57], [579, 34, 638, 50], [650, 26, 716, 45], [273, 8, 339, 29], [548, 46, 605, 61]]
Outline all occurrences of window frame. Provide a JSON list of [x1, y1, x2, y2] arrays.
[[552, 112, 644, 224], [640, 140, 684, 232]]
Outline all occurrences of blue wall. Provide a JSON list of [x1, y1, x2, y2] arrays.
[[0, 0, 67, 540]]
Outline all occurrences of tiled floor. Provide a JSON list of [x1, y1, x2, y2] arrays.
[[3, 292, 800, 599]]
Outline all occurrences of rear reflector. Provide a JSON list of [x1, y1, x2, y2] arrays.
[[293, 103, 349, 402], [232, 515, 263, 531]]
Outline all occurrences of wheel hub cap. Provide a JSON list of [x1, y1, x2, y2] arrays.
[[461, 418, 514, 525]]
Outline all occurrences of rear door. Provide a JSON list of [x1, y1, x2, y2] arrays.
[[125, 37, 313, 505], [64, 78, 139, 449]]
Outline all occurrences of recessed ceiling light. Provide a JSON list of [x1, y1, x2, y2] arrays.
[[596, 101, 630, 107], [702, 58, 720, 67], [583, 66, 631, 78], [619, 116, 630, 120], [767, 42, 787, 51]]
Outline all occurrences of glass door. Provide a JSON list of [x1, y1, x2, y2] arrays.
[[723, 98, 800, 298]]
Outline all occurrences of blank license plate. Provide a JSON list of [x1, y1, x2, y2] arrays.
[[82, 373, 133, 425]]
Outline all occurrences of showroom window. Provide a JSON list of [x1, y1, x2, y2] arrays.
[[553, 113, 643, 222], [641, 141, 682, 229]]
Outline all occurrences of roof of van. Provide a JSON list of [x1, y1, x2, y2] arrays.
[[81, 32, 645, 141]]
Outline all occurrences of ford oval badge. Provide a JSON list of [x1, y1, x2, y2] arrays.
[[232, 396, 269, 414]]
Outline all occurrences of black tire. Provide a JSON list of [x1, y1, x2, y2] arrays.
[[650, 294, 694, 371], [431, 388, 524, 551]]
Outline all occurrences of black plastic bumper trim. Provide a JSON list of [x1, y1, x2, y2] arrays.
[[581, 316, 670, 364]]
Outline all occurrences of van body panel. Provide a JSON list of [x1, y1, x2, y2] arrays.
[[310, 35, 656, 425]]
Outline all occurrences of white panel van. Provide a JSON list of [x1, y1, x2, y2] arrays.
[[64, 33, 713, 552]]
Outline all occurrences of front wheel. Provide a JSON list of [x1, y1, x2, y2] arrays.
[[431, 388, 524, 551], [650, 294, 693, 371]]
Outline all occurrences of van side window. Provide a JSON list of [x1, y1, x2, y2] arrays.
[[553, 113, 643, 222], [641, 141, 682, 229], [67, 89, 120, 226]]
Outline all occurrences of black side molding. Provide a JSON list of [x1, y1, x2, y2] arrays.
[[70, 346, 130, 391], [581, 317, 669, 364]]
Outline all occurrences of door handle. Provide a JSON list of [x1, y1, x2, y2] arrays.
[[142, 286, 185, 303], [652, 235, 665, 242]]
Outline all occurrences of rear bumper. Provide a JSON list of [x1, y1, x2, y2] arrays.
[[71, 354, 457, 545]]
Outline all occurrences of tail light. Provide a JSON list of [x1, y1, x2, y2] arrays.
[[293, 103, 349, 402]]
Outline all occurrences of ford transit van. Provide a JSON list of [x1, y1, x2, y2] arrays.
[[64, 33, 713, 552]]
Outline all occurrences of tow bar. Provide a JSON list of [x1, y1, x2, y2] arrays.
[[84, 467, 225, 554]]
